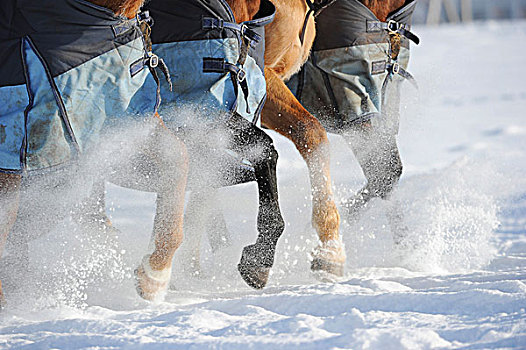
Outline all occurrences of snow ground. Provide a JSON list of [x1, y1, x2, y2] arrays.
[[1, 21, 526, 349]]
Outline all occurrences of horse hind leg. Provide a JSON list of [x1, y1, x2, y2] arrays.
[[178, 190, 222, 276], [0, 173, 22, 308]]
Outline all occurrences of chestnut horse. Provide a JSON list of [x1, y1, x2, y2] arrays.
[[0, 0, 188, 305]]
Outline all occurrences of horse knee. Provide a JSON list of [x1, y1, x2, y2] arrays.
[[263, 140, 279, 166], [156, 133, 189, 179], [297, 117, 330, 158], [251, 129, 279, 167]]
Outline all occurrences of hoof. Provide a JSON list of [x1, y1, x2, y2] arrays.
[[311, 239, 346, 278], [237, 263, 269, 290], [237, 243, 274, 289], [311, 258, 344, 278], [134, 255, 171, 302]]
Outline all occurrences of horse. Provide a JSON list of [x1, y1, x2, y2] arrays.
[[0, 0, 188, 305], [2, 0, 287, 298]]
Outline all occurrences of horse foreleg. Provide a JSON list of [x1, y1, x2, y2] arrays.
[[226, 116, 285, 289], [0, 173, 21, 307], [138, 132, 188, 301], [261, 68, 345, 276], [107, 123, 188, 301]]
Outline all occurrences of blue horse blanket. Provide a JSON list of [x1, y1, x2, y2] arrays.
[[0, 0, 157, 173], [137, 0, 275, 129]]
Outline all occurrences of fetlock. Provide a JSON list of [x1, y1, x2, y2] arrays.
[[240, 241, 276, 268], [341, 187, 373, 223], [312, 199, 340, 242]]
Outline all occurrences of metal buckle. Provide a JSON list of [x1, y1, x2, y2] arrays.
[[149, 54, 159, 68], [237, 67, 246, 82], [392, 62, 400, 74], [240, 23, 247, 36], [387, 20, 399, 34], [137, 11, 153, 27]]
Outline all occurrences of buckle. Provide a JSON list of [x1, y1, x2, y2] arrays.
[[240, 23, 247, 36], [149, 54, 159, 68], [392, 62, 400, 74], [137, 11, 154, 27], [237, 68, 246, 82], [387, 20, 399, 34]]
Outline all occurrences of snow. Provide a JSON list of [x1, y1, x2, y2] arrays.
[[1, 21, 526, 349]]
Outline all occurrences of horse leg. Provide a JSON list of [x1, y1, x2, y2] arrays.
[[0, 173, 22, 307], [179, 188, 233, 276], [107, 123, 188, 301], [71, 179, 120, 237], [204, 195, 232, 252], [261, 68, 345, 276], [341, 123, 404, 238], [179, 190, 217, 276], [226, 115, 285, 289]]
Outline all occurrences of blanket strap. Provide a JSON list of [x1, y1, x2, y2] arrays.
[[299, 0, 337, 45], [366, 20, 420, 45], [202, 18, 262, 45], [129, 11, 173, 114], [202, 17, 262, 115], [203, 57, 250, 114]]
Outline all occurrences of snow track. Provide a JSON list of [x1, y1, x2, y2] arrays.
[[1, 21, 526, 349]]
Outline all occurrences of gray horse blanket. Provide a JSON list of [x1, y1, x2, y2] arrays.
[[288, 0, 418, 133]]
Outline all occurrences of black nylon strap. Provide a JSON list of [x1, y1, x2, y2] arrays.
[[366, 20, 420, 45], [203, 57, 251, 114], [300, 0, 337, 45], [202, 17, 262, 43], [305, 0, 338, 17], [133, 11, 173, 114], [386, 62, 418, 89]]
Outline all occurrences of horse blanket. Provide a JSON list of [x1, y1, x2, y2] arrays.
[[138, 0, 275, 128], [0, 0, 157, 173], [288, 0, 418, 133]]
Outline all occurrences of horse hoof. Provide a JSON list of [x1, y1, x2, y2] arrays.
[[134, 255, 171, 302], [237, 243, 275, 289], [238, 263, 269, 290], [311, 258, 344, 278], [311, 239, 346, 278]]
